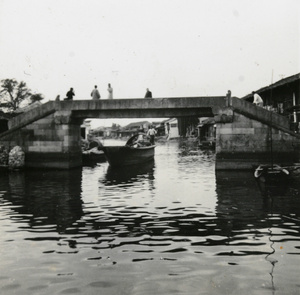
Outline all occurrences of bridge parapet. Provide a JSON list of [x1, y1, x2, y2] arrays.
[[8, 101, 57, 130], [55, 96, 227, 111], [230, 97, 290, 133]]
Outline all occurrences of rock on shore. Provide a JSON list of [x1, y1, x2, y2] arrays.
[[8, 146, 25, 169]]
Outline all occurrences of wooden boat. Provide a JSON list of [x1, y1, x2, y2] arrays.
[[82, 147, 106, 164], [254, 107, 290, 183], [254, 164, 289, 183], [102, 133, 155, 167]]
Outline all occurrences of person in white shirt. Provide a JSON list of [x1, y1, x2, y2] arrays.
[[132, 133, 145, 148], [91, 85, 101, 100], [252, 91, 263, 107], [107, 83, 113, 99], [147, 126, 157, 145]]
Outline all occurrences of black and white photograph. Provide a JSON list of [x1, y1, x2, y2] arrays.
[[0, 0, 299, 294]]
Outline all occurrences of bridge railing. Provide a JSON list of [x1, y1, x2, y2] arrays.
[[0, 101, 57, 139], [230, 97, 298, 136]]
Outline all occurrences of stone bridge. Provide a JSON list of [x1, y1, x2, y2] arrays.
[[0, 96, 299, 169]]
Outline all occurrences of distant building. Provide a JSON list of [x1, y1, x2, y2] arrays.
[[164, 118, 179, 139], [242, 72, 300, 131], [119, 120, 151, 137], [177, 117, 199, 137], [90, 125, 120, 138], [198, 117, 216, 148], [90, 126, 106, 137], [81, 119, 92, 139], [152, 121, 165, 136]]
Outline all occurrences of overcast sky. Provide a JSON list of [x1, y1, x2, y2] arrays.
[[0, 0, 299, 109]]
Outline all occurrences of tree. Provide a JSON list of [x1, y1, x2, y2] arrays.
[[30, 93, 44, 103], [0, 79, 33, 112]]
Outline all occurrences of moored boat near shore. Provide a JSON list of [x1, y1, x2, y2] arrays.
[[254, 164, 290, 183], [82, 147, 106, 165]]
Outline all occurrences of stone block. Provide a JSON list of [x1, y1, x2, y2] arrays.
[[254, 128, 269, 135], [35, 123, 52, 130], [218, 128, 255, 135], [35, 118, 53, 124], [38, 145, 63, 152], [63, 135, 80, 146], [28, 145, 63, 152], [28, 146, 41, 152], [25, 124, 39, 130], [56, 129, 67, 137], [32, 141, 62, 147], [25, 150, 82, 169], [54, 111, 72, 124]]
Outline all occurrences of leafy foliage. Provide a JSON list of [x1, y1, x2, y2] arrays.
[[0, 79, 44, 112], [30, 93, 44, 103]]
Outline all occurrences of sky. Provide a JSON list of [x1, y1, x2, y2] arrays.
[[0, 0, 299, 126]]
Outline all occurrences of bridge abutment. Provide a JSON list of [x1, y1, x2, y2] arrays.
[[1, 112, 82, 169], [215, 111, 300, 170]]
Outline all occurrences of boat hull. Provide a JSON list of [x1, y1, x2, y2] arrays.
[[103, 145, 155, 167], [82, 149, 106, 164], [254, 164, 289, 183]]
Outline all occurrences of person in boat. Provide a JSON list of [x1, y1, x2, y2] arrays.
[[65, 88, 75, 100], [144, 88, 152, 98], [91, 85, 101, 100], [132, 133, 145, 148], [107, 83, 113, 99], [252, 91, 263, 107], [147, 125, 157, 145]]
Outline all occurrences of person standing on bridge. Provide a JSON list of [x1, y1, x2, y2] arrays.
[[91, 85, 101, 100], [252, 91, 263, 107], [144, 88, 152, 98], [107, 83, 113, 99], [65, 88, 75, 100], [225, 90, 231, 107]]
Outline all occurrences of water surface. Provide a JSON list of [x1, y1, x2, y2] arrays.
[[0, 139, 300, 294]]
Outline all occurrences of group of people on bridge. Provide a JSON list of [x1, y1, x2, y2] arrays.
[[62, 86, 153, 101], [61, 87, 263, 109], [63, 84, 114, 101]]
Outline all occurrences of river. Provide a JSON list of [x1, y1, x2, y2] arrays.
[[0, 139, 300, 295]]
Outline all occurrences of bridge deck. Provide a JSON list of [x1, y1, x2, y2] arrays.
[[1, 96, 298, 139], [6, 97, 226, 130]]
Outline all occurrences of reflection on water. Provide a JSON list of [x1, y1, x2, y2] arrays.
[[0, 141, 300, 295], [104, 160, 155, 186], [0, 169, 83, 233]]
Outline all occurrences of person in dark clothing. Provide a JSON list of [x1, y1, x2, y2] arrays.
[[144, 88, 152, 98], [65, 88, 75, 100]]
